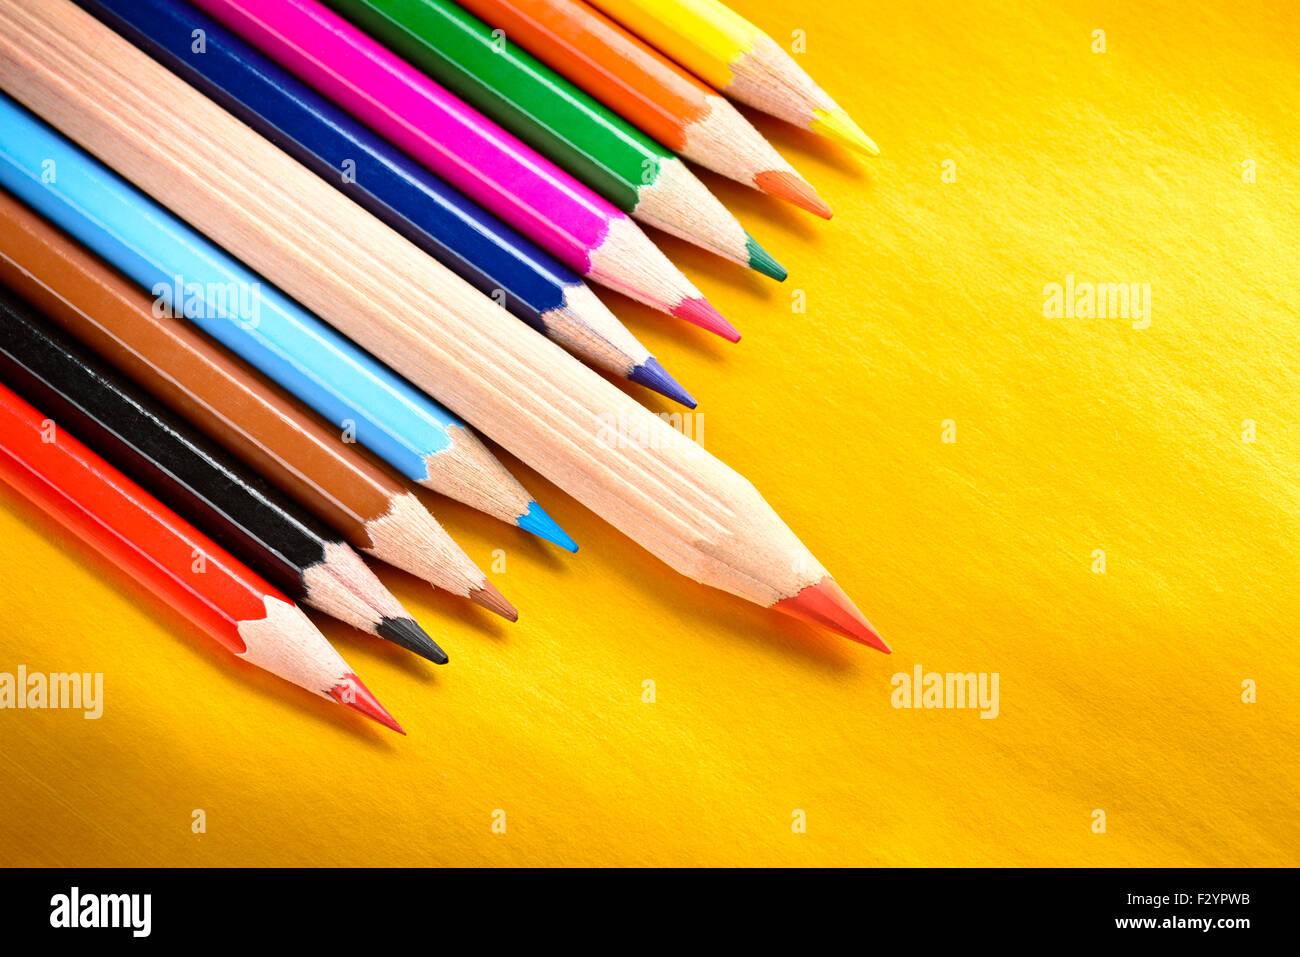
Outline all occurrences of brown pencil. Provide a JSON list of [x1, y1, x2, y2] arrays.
[[0, 189, 516, 622]]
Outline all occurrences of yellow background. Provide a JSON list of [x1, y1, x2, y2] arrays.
[[1, 0, 1296, 866]]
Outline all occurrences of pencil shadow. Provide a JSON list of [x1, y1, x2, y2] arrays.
[[405, 472, 581, 647], [603, 529, 865, 675], [690, 165, 824, 243], [412, 395, 869, 672], [593, 365, 692, 416], [443, 463, 867, 674], [647, 225, 775, 300], [0, 483, 403, 747], [740, 104, 873, 180], [500, 519, 575, 571], [369, 557, 515, 648], [309, 603, 442, 681], [407, 483, 569, 574], [592, 288, 737, 365]]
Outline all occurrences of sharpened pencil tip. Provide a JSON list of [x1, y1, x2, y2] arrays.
[[470, 581, 519, 622], [377, 616, 448, 664], [673, 297, 741, 342], [812, 108, 880, 157], [744, 233, 787, 281], [774, 577, 890, 652], [628, 356, 698, 408], [330, 674, 406, 733], [517, 500, 578, 552], [753, 170, 833, 219]]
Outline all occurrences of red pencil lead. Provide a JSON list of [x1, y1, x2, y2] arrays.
[[330, 674, 405, 734], [775, 577, 891, 652]]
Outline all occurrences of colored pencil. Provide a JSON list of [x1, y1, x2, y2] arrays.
[[77, 0, 693, 408], [0, 97, 575, 552], [456, 0, 829, 218], [586, 0, 879, 155], [0, 290, 448, 663], [0, 0, 888, 650], [0, 189, 516, 623], [189, 0, 741, 340], [320, 0, 783, 279], [0, 381, 403, 732]]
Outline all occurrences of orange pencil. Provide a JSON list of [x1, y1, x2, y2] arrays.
[[459, 0, 830, 218]]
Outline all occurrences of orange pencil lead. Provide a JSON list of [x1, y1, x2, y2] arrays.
[[754, 170, 833, 219]]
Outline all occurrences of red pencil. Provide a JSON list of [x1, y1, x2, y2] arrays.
[[0, 380, 403, 733]]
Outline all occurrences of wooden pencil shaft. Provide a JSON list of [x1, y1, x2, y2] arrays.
[[0, 0, 839, 611], [78, 0, 606, 341], [0, 103, 459, 481]]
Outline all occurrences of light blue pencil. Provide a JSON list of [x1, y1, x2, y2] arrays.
[[0, 93, 574, 550]]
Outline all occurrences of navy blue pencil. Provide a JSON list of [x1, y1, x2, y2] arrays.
[[78, 0, 694, 408]]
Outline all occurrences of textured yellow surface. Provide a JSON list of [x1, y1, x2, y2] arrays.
[[0, 0, 1296, 866]]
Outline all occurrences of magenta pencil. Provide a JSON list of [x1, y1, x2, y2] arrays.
[[188, 0, 738, 340]]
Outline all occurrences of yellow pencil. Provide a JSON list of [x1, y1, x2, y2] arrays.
[[588, 0, 879, 155]]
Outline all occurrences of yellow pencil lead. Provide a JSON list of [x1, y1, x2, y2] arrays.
[[812, 108, 881, 157]]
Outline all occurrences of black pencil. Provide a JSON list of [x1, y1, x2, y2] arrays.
[[0, 284, 447, 663]]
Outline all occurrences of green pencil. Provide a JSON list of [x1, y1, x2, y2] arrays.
[[322, 0, 785, 279]]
